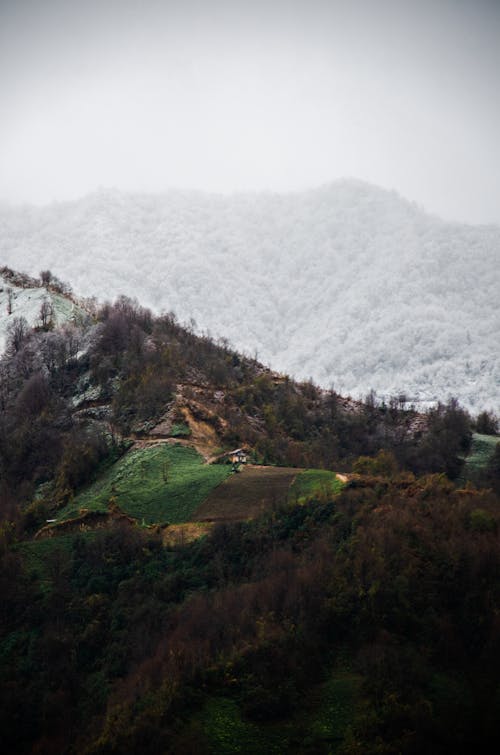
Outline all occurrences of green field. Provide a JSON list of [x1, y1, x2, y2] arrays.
[[200, 698, 282, 755], [289, 469, 345, 503], [308, 672, 363, 749], [57, 444, 232, 525], [459, 433, 499, 484], [50, 450, 346, 535], [17, 532, 97, 592], [198, 671, 362, 754]]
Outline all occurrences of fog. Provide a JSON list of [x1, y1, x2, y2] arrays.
[[1, 0, 500, 224], [1, 181, 499, 411]]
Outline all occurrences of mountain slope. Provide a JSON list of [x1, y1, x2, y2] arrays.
[[0, 267, 86, 353], [1, 179, 498, 410], [1, 275, 496, 754]]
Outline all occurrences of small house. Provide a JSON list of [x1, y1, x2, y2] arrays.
[[229, 448, 248, 465], [213, 447, 250, 470]]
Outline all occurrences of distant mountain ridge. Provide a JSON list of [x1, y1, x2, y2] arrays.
[[0, 179, 498, 411]]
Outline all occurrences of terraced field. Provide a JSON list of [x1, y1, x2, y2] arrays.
[[49, 448, 346, 538], [56, 444, 232, 525], [193, 465, 302, 522]]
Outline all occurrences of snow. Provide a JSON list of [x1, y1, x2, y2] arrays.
[[0, 275, 79, 353], [0, 179, 498, 412]]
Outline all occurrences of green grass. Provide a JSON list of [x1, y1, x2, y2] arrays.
[[308, 672, 363, 750], [459, 433, 499, 484], [200, 698, 282, 754], [170, 422, 192, 437], [466, 433, 498, 470], [17, 532, 96, 592], [57, 444, 232, 525], [289, 469, 345, 504], [198, 671, 362, 754]]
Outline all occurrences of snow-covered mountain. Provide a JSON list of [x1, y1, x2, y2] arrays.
[[0, 179, 498, 411]]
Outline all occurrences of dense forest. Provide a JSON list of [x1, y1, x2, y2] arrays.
[[2, 181, 499, 410], [0, 272, 499, 753]]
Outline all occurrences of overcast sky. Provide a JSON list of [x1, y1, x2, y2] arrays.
[[1, 0, 499, 224]]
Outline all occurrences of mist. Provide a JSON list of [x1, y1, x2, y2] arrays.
[[1, 0, 500, 224]]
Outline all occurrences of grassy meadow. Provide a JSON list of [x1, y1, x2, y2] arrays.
[[197, 670, 362, 754], [57, 444, 232, 525], [458, 432, 499, 485], [289, 469, 345, 503]]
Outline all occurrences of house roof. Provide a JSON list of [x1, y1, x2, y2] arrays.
[[222, 447, 249, 457]]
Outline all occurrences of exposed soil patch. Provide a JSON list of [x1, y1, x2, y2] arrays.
[[193, 464, 302, 522], [179, 405, 220, 458], [335, 473, 349, 483], [162, 522, 213, 547]]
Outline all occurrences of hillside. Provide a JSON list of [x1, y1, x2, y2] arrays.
[[0, 267, 86, 353], [0, 179, 498, 411], [0, 277, 499, 754], [0, 270, 477, 524]]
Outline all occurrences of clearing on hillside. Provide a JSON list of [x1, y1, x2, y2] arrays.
[[196, 669, 363, 754], [17, 532, 97, 592], [289, 469, 345, 503], [57, 444, 232, 525], [192, 465, 302, 522], [459, 432, 499, 484]]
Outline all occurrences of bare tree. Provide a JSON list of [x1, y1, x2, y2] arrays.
[[40, 332, 64, 376], [0, 365, 9, 412], [39, 299, 54, 330], [6, 316, 29, 354], [40, 270, 52, 287], [6, 288, 13, 315], [162, 459, 170, 483], [62, 325, 81, 363], [16, 373, 51, 417]]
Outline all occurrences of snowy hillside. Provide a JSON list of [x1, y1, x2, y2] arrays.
[[0, 269, 83, 353], [0, 180, 498, 411]]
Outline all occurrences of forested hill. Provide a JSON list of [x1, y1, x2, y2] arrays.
[[0, 278, 480, 528], [1, 278, 499, 754], [1, 179, 499, 411]]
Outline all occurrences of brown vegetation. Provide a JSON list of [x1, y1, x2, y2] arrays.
[[193, 465, 301, 521]]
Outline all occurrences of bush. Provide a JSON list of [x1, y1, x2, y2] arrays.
[[469, 508, 497, 533], [476, 411, 498, 435], [353, 450, 399, 477]]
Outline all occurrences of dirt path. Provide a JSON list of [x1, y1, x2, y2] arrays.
[[130, 401, 222, 461], [129, 435, 216, 462]]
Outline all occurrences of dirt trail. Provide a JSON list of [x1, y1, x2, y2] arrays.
[[130, 435, 216, 462], [130, 399, 223, 462], [178, 405, 222, 461]]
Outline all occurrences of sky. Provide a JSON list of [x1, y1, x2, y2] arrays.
[[1, 0, 499, 224]]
